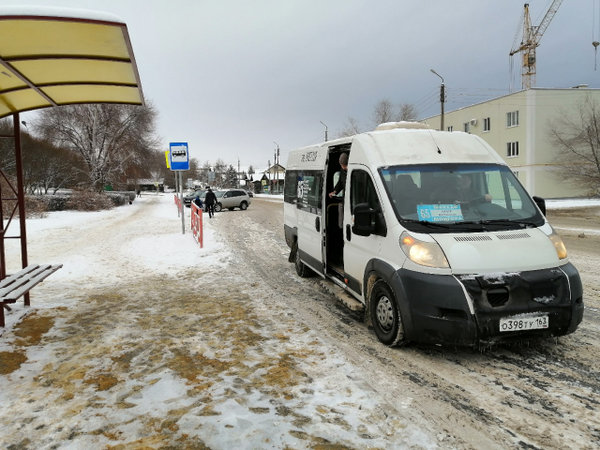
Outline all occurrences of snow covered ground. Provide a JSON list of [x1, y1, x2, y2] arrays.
[[1, 193, 437, 449]]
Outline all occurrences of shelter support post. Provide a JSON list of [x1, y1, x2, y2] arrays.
[[0, 113, 29, 304]]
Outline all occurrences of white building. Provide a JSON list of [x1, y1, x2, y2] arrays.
[[423, 87, 600, 199]]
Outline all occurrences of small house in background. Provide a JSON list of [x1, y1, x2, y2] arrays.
[[253, 163, 285, 194], [127, 178, 164, 193]]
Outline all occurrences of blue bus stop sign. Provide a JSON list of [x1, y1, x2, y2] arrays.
[[169, 142, 189, 171]]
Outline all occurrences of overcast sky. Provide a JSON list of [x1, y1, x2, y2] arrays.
[[7, 0, 600, 171]]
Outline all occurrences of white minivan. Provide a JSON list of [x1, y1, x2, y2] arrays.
[[283, 122, 583, 347]]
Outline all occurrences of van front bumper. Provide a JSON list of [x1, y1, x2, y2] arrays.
[[394, 263, 584, 346]]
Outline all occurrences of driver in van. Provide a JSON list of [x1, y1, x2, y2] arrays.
[[329, 152, 348, 198], [457, 174, 492, 204]]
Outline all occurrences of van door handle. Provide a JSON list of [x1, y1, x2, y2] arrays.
[[315, 216, 320, 232], [346, 224, 351, 241]]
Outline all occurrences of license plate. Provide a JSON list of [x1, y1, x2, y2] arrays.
[[499, 314, 549, 332]]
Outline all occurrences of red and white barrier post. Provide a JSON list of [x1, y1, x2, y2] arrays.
[[191, 202, 203, 248]]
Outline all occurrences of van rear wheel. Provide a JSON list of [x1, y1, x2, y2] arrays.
[[370, 280, 405, 346]]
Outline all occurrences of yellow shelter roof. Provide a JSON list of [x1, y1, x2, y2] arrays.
[[0, 6, 145, 119]]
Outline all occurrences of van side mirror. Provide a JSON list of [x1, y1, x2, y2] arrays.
[[532, 196, 546, 216], [352, 203, 377, 236]]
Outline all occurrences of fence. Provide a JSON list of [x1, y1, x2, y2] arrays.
[[174, 194, 182, 213], [191, 202, 203, 248]]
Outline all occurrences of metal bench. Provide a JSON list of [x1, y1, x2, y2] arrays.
[[0, 264, 62, 327]]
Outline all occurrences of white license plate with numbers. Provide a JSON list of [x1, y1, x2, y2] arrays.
[[499, 314, 549, 332]]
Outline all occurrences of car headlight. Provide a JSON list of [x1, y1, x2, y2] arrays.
[[548, 229, 568, 260], [400, 231, 449, 268]]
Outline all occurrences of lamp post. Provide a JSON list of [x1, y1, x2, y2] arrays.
[[320, 121, 328, 141], [430, 69, 445, 131], [273, 141, 280, 194]]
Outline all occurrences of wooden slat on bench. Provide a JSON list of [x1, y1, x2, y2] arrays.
[[0, 265, 63, 301], [0, 265, 41, 291]]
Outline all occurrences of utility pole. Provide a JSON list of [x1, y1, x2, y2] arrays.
[[273, 141, 280, 194], [320, 121, 328, 141], [430, 69, 445, 131]]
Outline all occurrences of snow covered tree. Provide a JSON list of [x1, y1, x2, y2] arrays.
[[224, 164, 238, 188], [35, 104, 159, 191]]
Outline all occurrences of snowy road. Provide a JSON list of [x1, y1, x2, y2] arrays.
[[1, 193, 599, 449], [217, 197, 600, 449]]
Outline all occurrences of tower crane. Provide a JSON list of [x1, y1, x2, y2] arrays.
[[509, 1, 563, 90]]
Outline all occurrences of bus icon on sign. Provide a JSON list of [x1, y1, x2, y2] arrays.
[[169, 142, 189, 171]]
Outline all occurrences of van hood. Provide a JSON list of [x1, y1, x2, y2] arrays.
[[433, 228, 561, 274]]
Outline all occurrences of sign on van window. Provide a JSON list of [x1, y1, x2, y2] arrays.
[[296, 171, 322, 213], [417, 204, 463, 222]]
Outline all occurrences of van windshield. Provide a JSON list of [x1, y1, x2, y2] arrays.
[[379, 163, 545, 233]]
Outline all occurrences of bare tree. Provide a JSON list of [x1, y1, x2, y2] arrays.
[[213, 158, 227, 186], [35, 104, 159, 191], [0, 119, 16, 173], [372, 99, 395, 126], [550, 97, 600, 195], [22, 136, 84, 194], [398, 103, 418, 121], [337, 117, 362, 138]]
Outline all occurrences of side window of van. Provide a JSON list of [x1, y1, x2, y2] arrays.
[[350, 170, 386, 236], [284, 170, 298, 203], [296, 171, 323, 214]]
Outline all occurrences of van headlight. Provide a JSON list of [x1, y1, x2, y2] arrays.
[[548, 229, 568, 260], [400, 231, 449, 268]]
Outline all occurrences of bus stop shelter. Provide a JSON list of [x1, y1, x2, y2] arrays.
[[0, 6, 145, 319]]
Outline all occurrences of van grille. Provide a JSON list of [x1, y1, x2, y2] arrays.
[[495, 232, 531, 240], [454, 235, 492, 242]]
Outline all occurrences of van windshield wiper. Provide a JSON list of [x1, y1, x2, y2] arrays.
[[401, 219, 453, 229], [479, 219, 538, 228], [453, 219, 539, 231]]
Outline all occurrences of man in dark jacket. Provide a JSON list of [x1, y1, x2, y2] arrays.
[[204, 187, 217, 218], [329, 152, 348, 198]]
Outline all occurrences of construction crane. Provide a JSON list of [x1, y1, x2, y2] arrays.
[[510, 1, 563, 90]]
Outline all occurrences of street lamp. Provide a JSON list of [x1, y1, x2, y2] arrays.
[[430, 69, 445, 131], [320, 121, 328, 141], [273, 141, 280, 194]]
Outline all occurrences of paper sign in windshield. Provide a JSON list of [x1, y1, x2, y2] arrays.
[[417, 204, 463, 222]]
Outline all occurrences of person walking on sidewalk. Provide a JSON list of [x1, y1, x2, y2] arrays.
[[204, 187, 217, 218]]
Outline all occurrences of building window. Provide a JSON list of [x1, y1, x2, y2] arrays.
[[507, 141, 519, 157], [506, 111, 519, 127], [483, 117, 491, 131], [463, 122, 470, 133]]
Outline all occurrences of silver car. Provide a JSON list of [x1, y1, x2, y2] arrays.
[[214, 189, 251, 211]]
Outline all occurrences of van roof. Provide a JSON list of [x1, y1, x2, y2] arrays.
[[287, 128, 505, 170]]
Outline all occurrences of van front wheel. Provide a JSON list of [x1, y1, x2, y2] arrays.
[[370, 280, 405, 346], [295, 250, 312, 278]]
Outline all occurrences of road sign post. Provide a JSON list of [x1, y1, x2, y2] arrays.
[[169, 142, 190, 234]]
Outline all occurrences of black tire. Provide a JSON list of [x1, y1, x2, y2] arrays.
[[240, 201, 248, 210], [295, 249, 313, 278], [370, 279, 405, 346], [215, 203, 222, 212]]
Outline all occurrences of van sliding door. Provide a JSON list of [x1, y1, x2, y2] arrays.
[[296, 171, 324, 274]]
